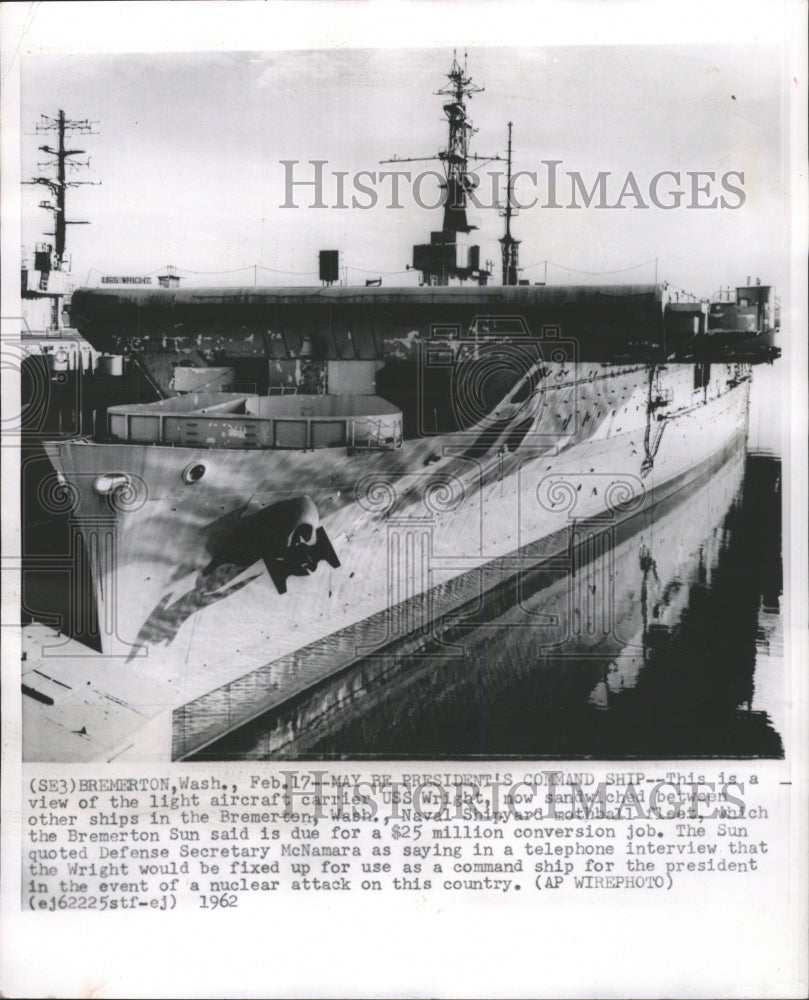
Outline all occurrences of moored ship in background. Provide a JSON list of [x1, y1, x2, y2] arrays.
[[19, 111, 156, 440], [25, 54, 781, 761], [20, 110, 101, 392]]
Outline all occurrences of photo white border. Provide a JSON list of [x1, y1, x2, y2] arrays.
[[1, 3, 806, 997]]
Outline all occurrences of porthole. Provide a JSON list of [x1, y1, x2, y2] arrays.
[[182, 461, 208, 484]]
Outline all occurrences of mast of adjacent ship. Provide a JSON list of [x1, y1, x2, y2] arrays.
[[25, 110, 98, 271]]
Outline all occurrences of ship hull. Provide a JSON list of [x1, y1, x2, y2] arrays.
[[42, 362, 751, 722], [195, 440, 750, 759]]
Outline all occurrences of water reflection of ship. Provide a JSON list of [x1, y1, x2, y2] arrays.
[[585, 454, 783, 758], [587, 460, 743, 711]]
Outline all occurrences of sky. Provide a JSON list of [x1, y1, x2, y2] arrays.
[[19, 40, 788, 298]]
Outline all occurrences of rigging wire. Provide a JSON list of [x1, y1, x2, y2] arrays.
[[346, 266, 412, 276], [521, 257, 659, 276]]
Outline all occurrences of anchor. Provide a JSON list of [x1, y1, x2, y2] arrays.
[[202, 495, 340, 596], [131, 496, 340, 656]]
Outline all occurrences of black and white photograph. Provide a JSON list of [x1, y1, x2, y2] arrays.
[[2, 3, 807, 998], [14, 11, 793, 765]]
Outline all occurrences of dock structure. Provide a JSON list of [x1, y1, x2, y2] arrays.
[[22, 624, 173, 762]]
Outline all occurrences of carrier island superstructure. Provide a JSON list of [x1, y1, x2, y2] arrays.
[[27, 54, 779, 761]]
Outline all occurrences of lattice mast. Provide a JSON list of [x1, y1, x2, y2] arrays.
[[499, 121, 521, 285], [26, 110, 98, 270], [436, 50, 484, 235], [382, 52, 503, 285]]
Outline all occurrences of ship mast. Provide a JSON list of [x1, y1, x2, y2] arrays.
[[382, 51, 503, 285], [499, 122, 521, 286], [26, 110, 98, 270], [435, 50, 483, 236]]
